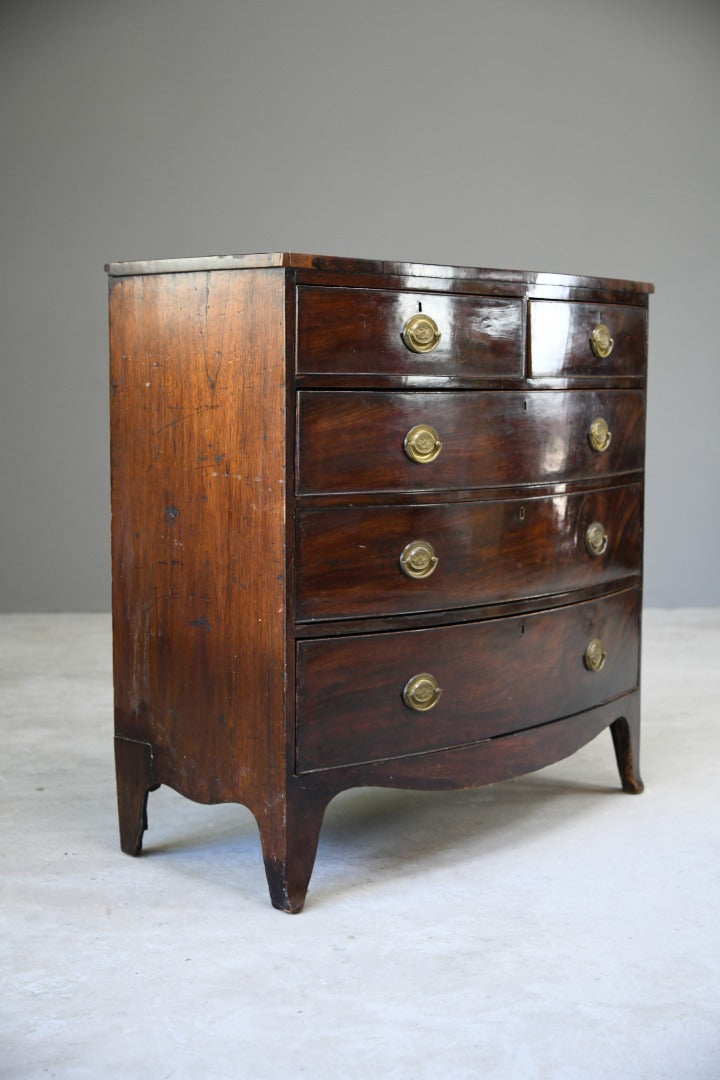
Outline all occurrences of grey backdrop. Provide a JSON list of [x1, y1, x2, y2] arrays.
[[1, 0, 718, 611]]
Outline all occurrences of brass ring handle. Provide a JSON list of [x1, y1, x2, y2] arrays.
[[584, 639, 607, 672], [402, 672, 443, 711], [402, 313, 442, 354], [585, 521, 608, 557], [590, 323, 614, 359], [404, 424, 442, 464], [588, 417, 612, 453], [400, 539, 439, 580]]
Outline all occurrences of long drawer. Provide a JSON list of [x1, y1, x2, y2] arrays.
[[296, 390, 645, 495], [296, 588, 641, 772], [295, 484, 642, 620]]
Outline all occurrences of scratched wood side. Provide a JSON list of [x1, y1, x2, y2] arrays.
[[109, 268, 287, 806]]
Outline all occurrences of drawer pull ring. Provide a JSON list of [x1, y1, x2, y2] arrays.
[[404, 424, 443, 463], [400, 540, 439, 580], [585, 521, 609, 557], [403, 672, 443, 711], [402, 313, 442, 353], [584, 639, 607, 672], [590, 323, 614, 359], [588, 417, 612, 453]]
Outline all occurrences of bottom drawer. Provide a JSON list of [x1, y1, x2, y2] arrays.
[[296, 589, 640, 772]]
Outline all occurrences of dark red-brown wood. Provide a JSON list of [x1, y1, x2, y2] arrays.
[[106, 251, 654, 296], [296, 285, 523, 378], [109, 267, 291, 860], [297, 389, 645, 495], [300, 692, 643, 794], [611, 706, 645, 794], [108, 253, 650, 911], [296, 484, 642, 621], [528, 300, 647, 377], [296, 588, 640, 772], [114, 736, 158, 855]]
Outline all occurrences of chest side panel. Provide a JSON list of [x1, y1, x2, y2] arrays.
[[109, 268, 287, 804]]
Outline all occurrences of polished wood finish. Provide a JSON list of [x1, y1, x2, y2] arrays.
[[297, 389, 645, 495], [306, 693, 643, 792], [528, 300, 647, 377], [108, 253, 651, 911], [297, 286, 523, 377], [296, 589, 640, 771], [296, 484, 642, 620], [106, 252, 654, 295]]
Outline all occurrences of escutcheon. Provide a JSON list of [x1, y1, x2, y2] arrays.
[[402, 672, 443, 711], [402, 313, 442, 353], [590, 323, 614, 359], [399, 539, 439, 580]]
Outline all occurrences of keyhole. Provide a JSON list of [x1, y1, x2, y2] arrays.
[[519, 506, 525, 521], [418, 301, 423, 312]]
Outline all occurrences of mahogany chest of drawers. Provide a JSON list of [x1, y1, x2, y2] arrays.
[[107, 252, 653, 911]]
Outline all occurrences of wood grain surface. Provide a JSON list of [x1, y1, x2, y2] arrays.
[[296, 285, 523, 377], [296, 484, 642, 620], [297, 389, 645, 495], [296, 588, 641, 772], [529, 300, 647, 377], [110, 268, 288, 809]]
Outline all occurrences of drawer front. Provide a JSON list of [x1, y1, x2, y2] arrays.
[[295, 485, 642, 621], [529, 300, 647, 378], [297, 390, 645, 495], [296, 286, 523, 377], [296, 589, 640, 772]]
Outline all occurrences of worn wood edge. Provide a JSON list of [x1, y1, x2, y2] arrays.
[[105, 253, 287, 276], [114, 736, 158, 855], [104, 251, 654, 293]]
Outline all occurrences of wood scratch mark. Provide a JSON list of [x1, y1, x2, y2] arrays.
[[152, 405, 220, 438]]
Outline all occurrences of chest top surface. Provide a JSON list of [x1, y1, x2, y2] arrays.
[[105, 250, 654, 295]]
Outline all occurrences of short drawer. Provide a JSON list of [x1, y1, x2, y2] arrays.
[[296, 286, 523, 378], [296, 588, 640, 772], [296, 390, 645, 495], [529, 300, 647, 378], [295, 485, 642, 621]]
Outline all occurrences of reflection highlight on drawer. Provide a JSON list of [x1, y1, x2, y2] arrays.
[[295, 485, 642, 620], [528, 300, 647, 378], [297, 285, 523, 377], [296, 390, 645, 494], [296, 589, 641, 772]]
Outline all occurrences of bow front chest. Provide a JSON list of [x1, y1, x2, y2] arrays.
[[107, 252, 653, 911]]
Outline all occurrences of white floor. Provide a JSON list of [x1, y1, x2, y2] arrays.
[[1, 610, 719, 1079]]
